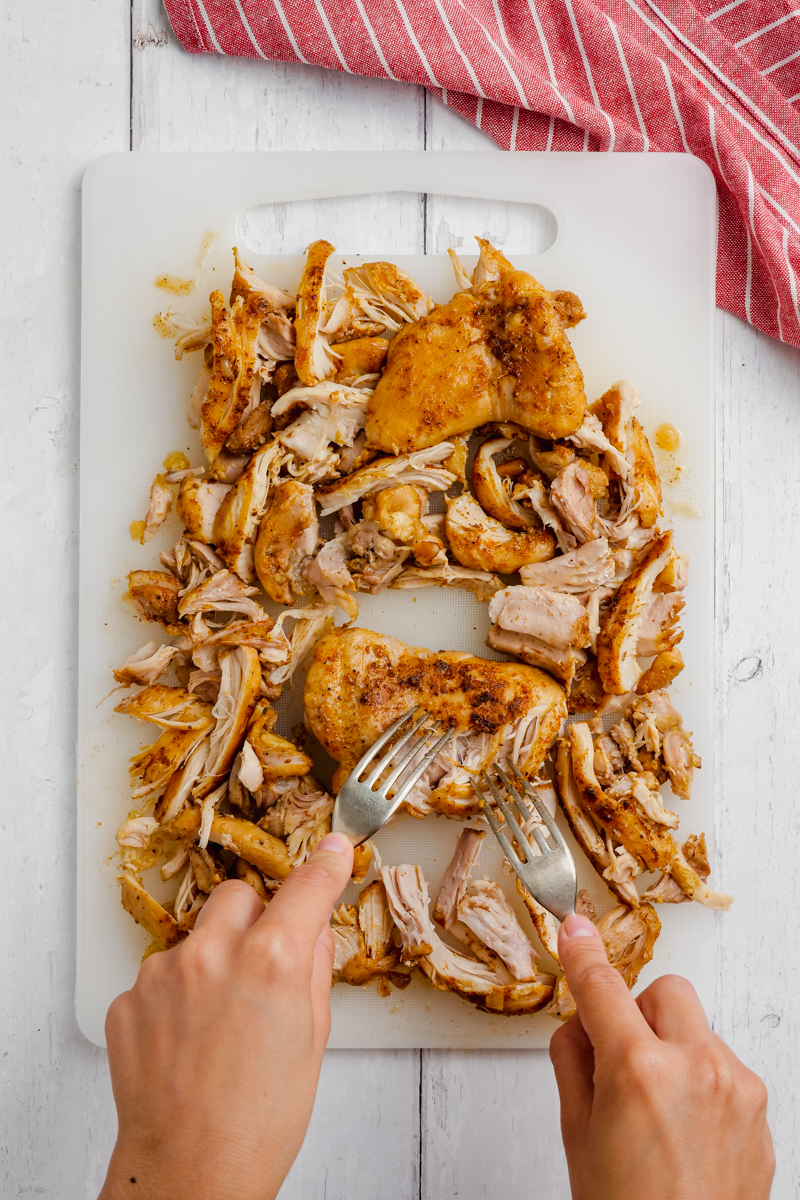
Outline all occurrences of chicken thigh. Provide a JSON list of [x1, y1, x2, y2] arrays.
[[303, 627, 566, 817], [365, 243, 586, 453]]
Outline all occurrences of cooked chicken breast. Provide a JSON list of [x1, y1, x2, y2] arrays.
[[304, 627, 567, 816], [254, 480, 318, 605], [365, 245, 586, 453]]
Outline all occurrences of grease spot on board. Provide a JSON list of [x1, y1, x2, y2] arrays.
[[155, 274, 195, 295], [666, 499, 700, 520], [761, 1013, 780, 1028], [196, 230, 218, 268], [153, 312, 176, 338]]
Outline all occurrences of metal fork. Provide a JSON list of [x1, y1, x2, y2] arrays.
[[475, 761, 577, 923], [332, 706, 453, 845]]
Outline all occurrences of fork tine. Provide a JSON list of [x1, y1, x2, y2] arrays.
[[508, 762, 571, 856], [380, 720, 445, 795], [362, 707, 429, 786], [494, 764, 536, 829], [392, 726, 453, 806], [482, 773, 532, 863], [530, 826, 551, 856], [474, 777, 523, 869]]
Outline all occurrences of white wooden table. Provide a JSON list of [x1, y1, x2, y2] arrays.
[[3, 2, 799, 1195]]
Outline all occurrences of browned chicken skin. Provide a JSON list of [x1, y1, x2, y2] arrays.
[[303, 626, 567, 801], [365, 252, 586, 453]]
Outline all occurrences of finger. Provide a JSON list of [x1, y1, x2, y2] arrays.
[[254, 833, 354, 954], [636, 974, 712, 1043], [550, 1015, 595, 1133], [309, 925, 335, 1051], [558, 913, 650, 1055], [191, 878, 266, 933]]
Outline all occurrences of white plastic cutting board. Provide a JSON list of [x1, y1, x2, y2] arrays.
[[78, 152, 717, 1049]]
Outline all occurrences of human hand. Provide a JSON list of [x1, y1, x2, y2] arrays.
[[99, 832, 354, 1200], [550, 914, 774, 1200]]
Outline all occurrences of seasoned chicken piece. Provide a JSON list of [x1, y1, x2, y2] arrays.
[[196, 647, 262, 798], [230, 247, 295, 311], [178, 569, 267, 623], [272, 381, 371, 464], [393, 561, 503, 601], [565, 413, 632, 482], [166, 806, 293, 880], [662, 725, 702, 800], [208, 449, 251, 483], [113, 641, 178, 687], [303, 537, 359, 619], [514, 476, 576, 555], [636, 592, 685, 657], [212, 441, 287, 583], [528, 437, 576, 482], [519, 538, 614, 592], [548, 903, 661, 1019], [189, 845, 227, 893], [596, 532, 674, 694], [176, 478, 232, 543], [642, 833, 710, 903], [115, 684, 212, 729], [316, 442, 456, 516], [330, 886, 401, 986], [294, 240, 337, 385], [247, 722, 312, 777], [382, 864, 554, 1015], [568, 722, 731, 909], [628, 417, 662, 528], [265, 787, 334, 865], [335, 262, 435, 335], [589, 380, 640, 452], [129, 714, 214, 801], [637, 648, 684, 693], [153, 737, 210, 824], [120, 873, 181, 948], [141, 474, 173, 543], [365, 243, 586, 454], [554, 738, 640, 907], [457, 879, 539, 981], [361, 485, 428, 548], [116, 815, 160, 851], [331, 336, 390, 381], [550, 290, 586, 329], [125, 570, 183, 633], [654, 552, 689, 593], [201, 282, 286, 463], [489, 586, 590, 650], [225, 402, 274, 454], [549, 462, 596, 544], [191, 618, 286, 674], [434, 829, 486, 928], [472, 438, 539, 529], [446, 493, 555, 574], [254, 480, 318, 605], [304, 627, 566, 818], [487, 626, 587, 690]]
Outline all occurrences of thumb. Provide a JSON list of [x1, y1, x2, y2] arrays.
[[256, 833, 354, 953], [558, 913, 649, 1055]]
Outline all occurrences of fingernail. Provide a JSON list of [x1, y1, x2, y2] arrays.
[[314, 833, 353, 855], [562, 914, 598, 939]]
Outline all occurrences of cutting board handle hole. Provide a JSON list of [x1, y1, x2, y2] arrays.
[[237, 194, 558, 257]]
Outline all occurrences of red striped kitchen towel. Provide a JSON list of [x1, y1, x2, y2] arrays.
[[163, 0, 800, 347]]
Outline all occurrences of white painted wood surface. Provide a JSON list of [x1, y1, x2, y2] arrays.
[[2, 2, 799, 1195]]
